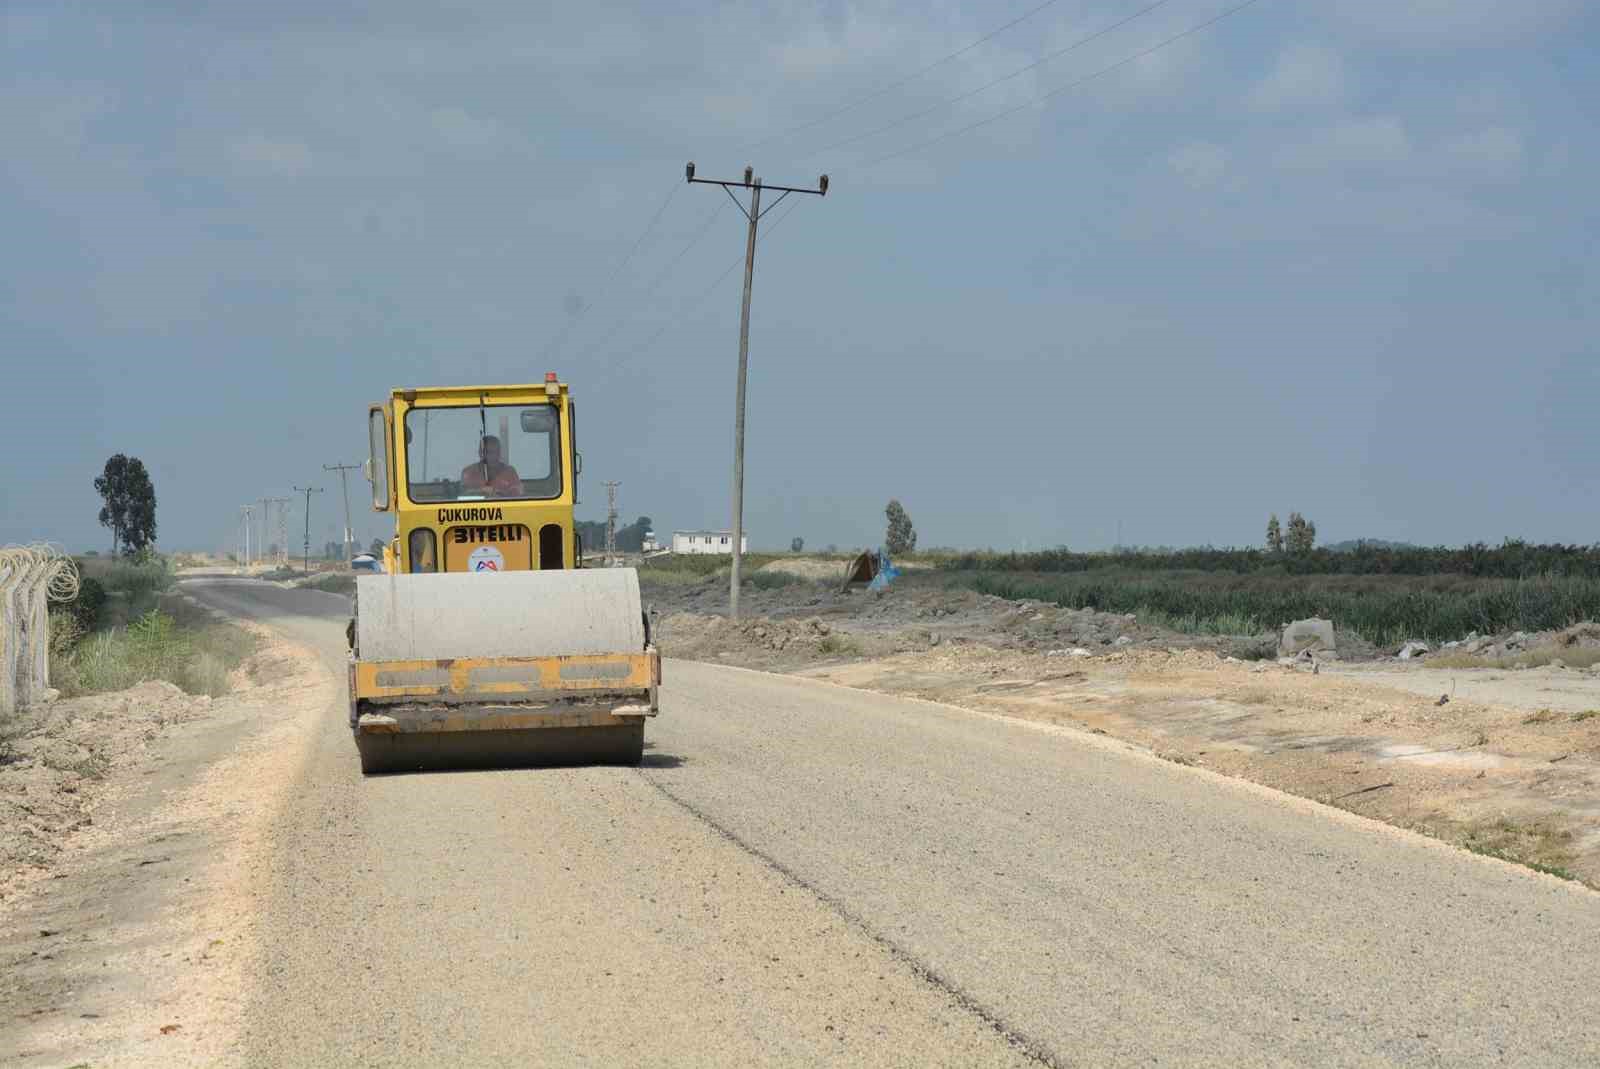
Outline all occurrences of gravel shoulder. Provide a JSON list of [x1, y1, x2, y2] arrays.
[[0, 614, 332, 1067]]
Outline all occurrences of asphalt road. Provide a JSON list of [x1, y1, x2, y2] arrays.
[[188, 579, 1599, 1067]]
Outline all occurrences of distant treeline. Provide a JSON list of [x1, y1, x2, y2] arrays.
[[940, 541, 1600, 580], [576, 515, 653, 555]]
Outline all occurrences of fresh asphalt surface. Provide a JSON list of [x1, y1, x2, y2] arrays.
[[187, 579, 1599, 1067]]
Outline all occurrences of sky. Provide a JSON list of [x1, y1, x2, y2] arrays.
[[2, 0, 1596, 555]]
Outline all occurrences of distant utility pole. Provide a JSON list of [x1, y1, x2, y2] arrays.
[[238, 505, 254, 568], [263, 496, 292, 565], [604, 481, 620, 567], [686, 161, 828, 619], [324, 463, 361, 562], [293, 486, 324, 574]]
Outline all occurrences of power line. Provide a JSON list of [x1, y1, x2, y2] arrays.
[[749, 0, 1069, 150], [800, 0, 1178, 163], [595, 3, 1266, 380], [610, 197, 807, 367], [537, 181, 681, 364], [864, 0, 1266, 169], [573, 200, 728, 363]]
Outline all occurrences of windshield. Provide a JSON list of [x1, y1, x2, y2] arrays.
[[405, 404, 562, 502]]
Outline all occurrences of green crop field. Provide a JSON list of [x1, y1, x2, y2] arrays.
[[950, 570, 1600, 647]]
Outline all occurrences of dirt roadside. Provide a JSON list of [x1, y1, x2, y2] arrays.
[[649, 567, 1600, 888], [0, 611, 332, 1067]]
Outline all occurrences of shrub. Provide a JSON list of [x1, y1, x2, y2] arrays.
[[746, 570, 805, 590], [101, 557, 175, 617], [65, 576, 108, 631]]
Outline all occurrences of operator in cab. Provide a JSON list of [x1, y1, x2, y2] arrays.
[[461, 435, 523, 497]]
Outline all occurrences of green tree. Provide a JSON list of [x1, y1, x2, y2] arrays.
[[1286, 512, 1317, 553], [369, 538, 387, 556], [1266, 514, 1283, 554], [791, 537, 805, 553], [575, 520, 607, 552], [885, 500, 917, 556], [94, 454, 157, 557], [615, 516, 653, 553]]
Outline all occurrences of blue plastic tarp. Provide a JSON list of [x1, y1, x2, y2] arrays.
[[866, 548, 900, 592]]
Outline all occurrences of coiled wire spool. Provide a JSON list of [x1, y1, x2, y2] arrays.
[[0, 545, 83, 714]]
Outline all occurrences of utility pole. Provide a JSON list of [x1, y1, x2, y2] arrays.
[[263, 496, 292, 565], [238, 505, 254, 569], [293, 486, 323, 574], [685, 161, 828, 619], [257, 499, 273, 566], [603, 481, 620, 567], [324, 463, 361, 562]]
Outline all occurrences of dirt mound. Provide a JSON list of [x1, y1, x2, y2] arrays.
[[1, 681, 212, 883], [641, 567, 1282, 663], [1555, 622, 1600, 649], [1430, 620, 1600, 665], [658, 612, 919, 667]]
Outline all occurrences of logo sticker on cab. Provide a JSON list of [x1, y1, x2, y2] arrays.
[[468, 546, 505, 572]]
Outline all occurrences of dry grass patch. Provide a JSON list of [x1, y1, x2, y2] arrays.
[[1438, 817, 1581, 882], [1430, 646, 1600, 670]]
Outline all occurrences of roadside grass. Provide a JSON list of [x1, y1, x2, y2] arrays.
[[637, 568, 713, 589], [298, 572, 356, 594], [637, 553, 783, 577], [51, 594, 259, 699], [745, 570, 809, 590], [1388, 814, 1583, 884], [1130, 608, 1262, 637], [1450, 818, 1581, 883], [635, 555, 816, 589], [816, 633, 859, 657], [90, 556, 177, 625], [950, 571, 1600, 646], [1519, 708, 1600, 725]]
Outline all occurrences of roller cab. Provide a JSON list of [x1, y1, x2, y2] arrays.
[[351, 379, 660, 774]]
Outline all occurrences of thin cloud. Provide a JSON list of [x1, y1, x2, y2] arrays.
[[1169, 140, 1230, 187], [229, 134, 313, 176], [1319, 0, 1588, 49], [1275, 115, 1411, 172], [1441, 126, 1525, 179], [1248, 43, 1345, 112]]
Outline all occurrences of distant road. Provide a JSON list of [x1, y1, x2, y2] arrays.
[[188, 579, 1600, 1067]]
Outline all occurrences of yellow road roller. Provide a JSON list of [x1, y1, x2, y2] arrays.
[[348, 376, 660, 774]]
